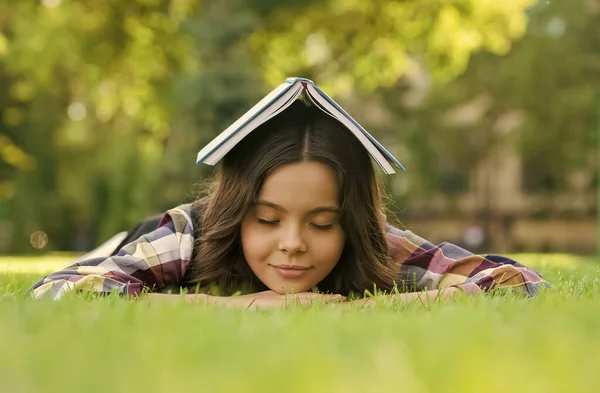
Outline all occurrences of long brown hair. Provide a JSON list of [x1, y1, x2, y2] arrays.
[[182, 100, 400, 295]]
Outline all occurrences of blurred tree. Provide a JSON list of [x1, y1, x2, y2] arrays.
[[381, 0, 599, 203], [0, 0, 198, 251], [250, 0, 536, 93], [0, 0, 270, 252], [2, 0, 594, 253]]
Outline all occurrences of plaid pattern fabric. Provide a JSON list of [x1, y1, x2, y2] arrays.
[[29, 204, 195, 300], [29, 204, 548, 300], [385, 226, 548, 296]]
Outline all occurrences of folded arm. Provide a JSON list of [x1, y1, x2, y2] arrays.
[[385, 224, 550, 298], [28, 205, 195, 300]]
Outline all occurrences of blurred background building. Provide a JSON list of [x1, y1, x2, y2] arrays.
[[0, 0, 597, 255]]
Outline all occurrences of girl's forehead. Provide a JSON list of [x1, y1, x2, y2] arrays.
[[257, 161, 339, 209]]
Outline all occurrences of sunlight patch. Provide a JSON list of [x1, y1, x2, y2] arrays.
[[0, 255, 76, 274], [508, 253, 584, 269]]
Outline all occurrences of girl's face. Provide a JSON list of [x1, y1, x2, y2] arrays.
[[241, 161, 346, 294]]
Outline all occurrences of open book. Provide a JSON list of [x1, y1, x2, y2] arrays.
[[196, 77, 405, 174]]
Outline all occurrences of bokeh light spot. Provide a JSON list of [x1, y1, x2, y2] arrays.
[[41, 0, 62, 8], [67, 102, 87, 121], [30, 231, 49, 249]]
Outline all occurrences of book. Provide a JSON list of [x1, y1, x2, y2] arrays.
[[196, 77, 405, 174]]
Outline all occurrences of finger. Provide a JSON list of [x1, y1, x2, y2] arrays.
[[276, 294, 316, 306], [319, 294, 346, 303], [293, 292, 343, 299], [291, 293, 346, 304]]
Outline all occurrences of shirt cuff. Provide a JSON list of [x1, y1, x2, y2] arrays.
[[124, 283, 144, 298], [451, 282, 481, 296]]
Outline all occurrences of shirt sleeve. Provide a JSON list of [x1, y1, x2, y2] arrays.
[[385, 224, 550, 297], [28, 205, 195, 300]]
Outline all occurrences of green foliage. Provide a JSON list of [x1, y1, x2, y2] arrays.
[[0, 0, 596, 252], [0, 1, 270, 252], [0, 0, 199, 251], [250, 0, 535, 93], [378, 0, 599, 202]]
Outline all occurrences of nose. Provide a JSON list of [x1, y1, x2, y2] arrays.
[[278, 224, 307, 254]]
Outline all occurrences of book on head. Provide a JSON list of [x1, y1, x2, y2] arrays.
[[195, 77, 405, 174]]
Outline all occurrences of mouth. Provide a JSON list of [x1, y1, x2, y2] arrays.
[[270, 264, 312, 279]]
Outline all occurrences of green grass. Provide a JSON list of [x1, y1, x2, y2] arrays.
[[1, 254, 599, 393]]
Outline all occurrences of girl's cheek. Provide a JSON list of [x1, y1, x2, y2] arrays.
[[242, 228, 274, 256], [312, 230, 345, 254]]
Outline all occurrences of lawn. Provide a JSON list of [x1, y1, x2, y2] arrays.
[[1, 254, 599, 393]]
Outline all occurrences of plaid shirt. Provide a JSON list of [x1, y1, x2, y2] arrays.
[[29, 204, 549, 300]]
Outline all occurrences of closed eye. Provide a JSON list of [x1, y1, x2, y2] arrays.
[[257, 219, 279, 226], [311, 223, 333, 230]]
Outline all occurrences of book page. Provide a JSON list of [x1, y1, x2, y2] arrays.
[[304, 91, 335, 117], [304, 84, 395, 174], [197, 81, 298, 164], [202, 81, 304, 165], [308, 84, 404, 172]]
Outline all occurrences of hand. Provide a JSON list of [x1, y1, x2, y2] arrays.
[[236, 290, 346, 310], [193, 290, 346, 310]]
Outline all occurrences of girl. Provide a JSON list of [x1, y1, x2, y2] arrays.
[[29, 100, 548, 308]]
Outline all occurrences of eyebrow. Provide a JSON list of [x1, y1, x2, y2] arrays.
[[255, 200, 341, 214]]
